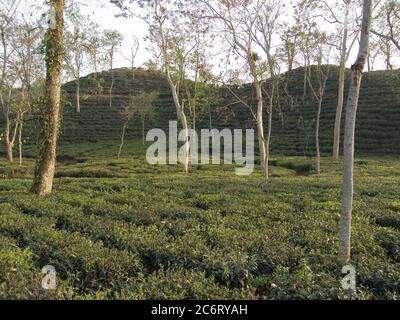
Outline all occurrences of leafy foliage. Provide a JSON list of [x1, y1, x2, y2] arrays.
[[0, 141, 399, 299]]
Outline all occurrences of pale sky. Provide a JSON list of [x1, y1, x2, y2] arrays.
[[14, 0, 399, 77], [78, 0, 151, 68], [79, 0, 397, 72]]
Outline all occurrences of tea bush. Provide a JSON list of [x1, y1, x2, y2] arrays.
[[0, 147, 399, 300]]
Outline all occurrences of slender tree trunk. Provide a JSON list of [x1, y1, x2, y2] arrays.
[[157, 16, 189, 173], [19, 118, 23, 166], [109, 56, 114, 108], [118, 123, 127, 158], [367, 56, 371, 73], [255, 84, 267, 177], [181, 117, 190, 173], [265, 102, 273, 181], [208, 104, 212, 130], [31, 0, 65, 196], [303, 67, 307, 100], [385, 42, 393, 71], [94, 56, 100, 104], [109, 75, 113, 108], [339, 0, 372, 265], [4, 112, 16, 163], [169, 79, 189, 173], [5, 141, 13, 163], [333, 0, 351, 160], [142, 118, 145, 146], [193, 108, 196, 150], [76, 76, 80, 113], [316, 98, 322, 174], [288, 55, 293, 73], [4, 114, 11, 162]]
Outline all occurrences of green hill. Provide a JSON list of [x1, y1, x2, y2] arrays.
[[2, 66, 400, 157]]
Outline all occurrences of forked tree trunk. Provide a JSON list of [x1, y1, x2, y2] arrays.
[[4, 112, 18, 163], [339, 0, 372, 265], [333, 0, 351, 160], [31, 0, 65, 196], [168, 78, 189, 173], [156, 16, 190, 173]]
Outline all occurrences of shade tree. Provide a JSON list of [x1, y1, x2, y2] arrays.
[[103, 29, 124, 108], [118, 91, 158, 157]]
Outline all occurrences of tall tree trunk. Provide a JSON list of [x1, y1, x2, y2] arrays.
[[208, 103, 212, 130], [31, 0, 65, 196], [367, 56, 371, 73], [4, 111, 17, 163], [118, 123, 127, 158], [316, 98, 322, 175], [288, 54, 293, 73], [4, 115, 11, 163], [265, 102, 273, 181], [142, 118, 145, 146], [109, 57, 114, 108], [76, 76, 80, 113], [255, 84, 267, 176], [168, 78, 189, 173], [109, 75, 113, 108], [339, 0, 372, 265], [333, 0, 351, 160], [19, 118, 23, 166], [5, 141, 13, 163], [94, 55, 100, 104]]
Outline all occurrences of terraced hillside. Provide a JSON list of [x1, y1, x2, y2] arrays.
[[2, 66, 400, 156]]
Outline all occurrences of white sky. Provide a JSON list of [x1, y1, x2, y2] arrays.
[[78, 0, 151, 68], [75, 0, 399, 73], [13, 0, 399, 76]]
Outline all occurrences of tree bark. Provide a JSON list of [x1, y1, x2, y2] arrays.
[[19, 117, 23, 166], [265, 101, 272, 180], [76, 76, 80, 113], [118, 123, 127, 158], [142, 117, 145, 146], [156, 11, 190, 174], [109, 53, 114, 108], [316, 98, 322, 175], [333, 0, 351, 160], [339, 0, 372, 265], [31, 0, 65, 196], [5, 141, 13, 163], [255, 83, 267, 175], [168, 78, 190, 173], [4, 109, 18, 163], [264, 77, 276, 182]]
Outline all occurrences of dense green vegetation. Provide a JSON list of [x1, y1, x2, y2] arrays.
[[1, 0, 398, 303], [1, 66, 399, 158], [0, 141, 399, 299], [59, 67, 400, 156], [0, 67, 399, 300]]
